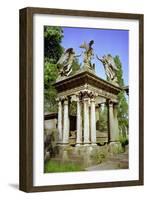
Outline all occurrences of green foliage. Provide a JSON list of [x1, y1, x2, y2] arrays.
[[114, 55, 129, 137], [44, 26, 63, 62], [119, 134, 129, 148], [44, 160, 84, 173], [44, 26, 80, 112], [114, 55, 124, 87], [117, 91, 128, 130], [97, 105, 108, 132], [44, 59, 58, 112], [70, 57, 81, 75], [110, 144, 124, 154], [44, 26, 63, 112], [69, 101, 77, 116]]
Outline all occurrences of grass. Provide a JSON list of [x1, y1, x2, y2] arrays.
[[44, 160, 84, 173]]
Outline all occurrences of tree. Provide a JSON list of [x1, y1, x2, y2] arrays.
[[70, 57, 81, 75], [114, 56, 128, 136], [44, 26, 81, 113], [44, 26, 63, 61], [44, 26, 64, 112]]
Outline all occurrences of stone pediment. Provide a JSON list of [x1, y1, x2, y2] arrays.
[[54, 69, 122, 96]]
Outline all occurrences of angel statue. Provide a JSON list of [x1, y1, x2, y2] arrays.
[[96, 54, 118, 85], [57, 48, 80, 78], [80, 40, 95, 70]]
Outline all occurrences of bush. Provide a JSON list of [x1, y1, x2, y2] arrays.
[[119, 134, 129, 148]]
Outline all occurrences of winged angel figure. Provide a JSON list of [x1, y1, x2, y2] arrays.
[[57, 48, 80, 77], [96, 54, 118, 85], [80, 40, 95, 70]]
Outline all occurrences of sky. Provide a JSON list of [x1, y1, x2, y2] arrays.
[[61, 27, 129, 85]]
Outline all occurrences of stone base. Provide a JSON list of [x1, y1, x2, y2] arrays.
[[91, 143, 97, 146], [75, 143, 82, 147], [55, 144, 109, 168], [109, 141, 123, 154], [57, 142, 69, 146]]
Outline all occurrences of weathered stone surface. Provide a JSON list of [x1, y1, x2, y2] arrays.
[[54, 69, 122, 96]]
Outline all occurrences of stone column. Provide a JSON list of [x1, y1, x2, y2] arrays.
[[57, 98, 62, 143], [62, 98, 70, 144], [108, 101, 119, 142], [83, 97, 90, 145], [90, 98, 97, 145], [96, 104, 101, 130], [108, 101, 114, 142], [96, 106, 100, 121], [113, 103, 119, 141], [76, 96, 82, 146]]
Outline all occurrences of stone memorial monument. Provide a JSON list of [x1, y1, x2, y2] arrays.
[[54, 41, 122, 154]]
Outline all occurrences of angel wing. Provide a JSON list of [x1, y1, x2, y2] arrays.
[[106, 55, 118, 71], [57, 51, 69, 67], [79, 41, 89, 51], [96, 55, 103, 62]]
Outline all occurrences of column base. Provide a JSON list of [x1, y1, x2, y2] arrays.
[[91, 143, 97, 146], [109, 141, 123, 154], [76, 143, 82, 146], [57, 142, 69, 146], [83, 143, 90, 146]]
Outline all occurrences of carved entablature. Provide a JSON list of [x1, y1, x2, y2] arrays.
[[57, 85, 117, 101], [54, 69, 122, 102]]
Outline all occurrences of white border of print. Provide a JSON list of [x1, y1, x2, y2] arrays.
[[33, 14, 139, 186]]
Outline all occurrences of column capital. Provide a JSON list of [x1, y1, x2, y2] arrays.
[[63, 99, 68, 105], [56, 97, 62, 102], [107, 99, 118, 107], [109, 99, 118, 104], [62, 96, 68, 101], [79, 90, 97, 101], [62, 96, 71, 105], [75, 92, 82, 102], [80, 90, 91, 99], [90, 97, 96, 102], [109, 102, 113, 107]]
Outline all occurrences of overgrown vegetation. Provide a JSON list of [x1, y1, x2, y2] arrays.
[[91, 148, 108, 164], [119, 134, 128, 149], [114, 55, 129, 137]]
